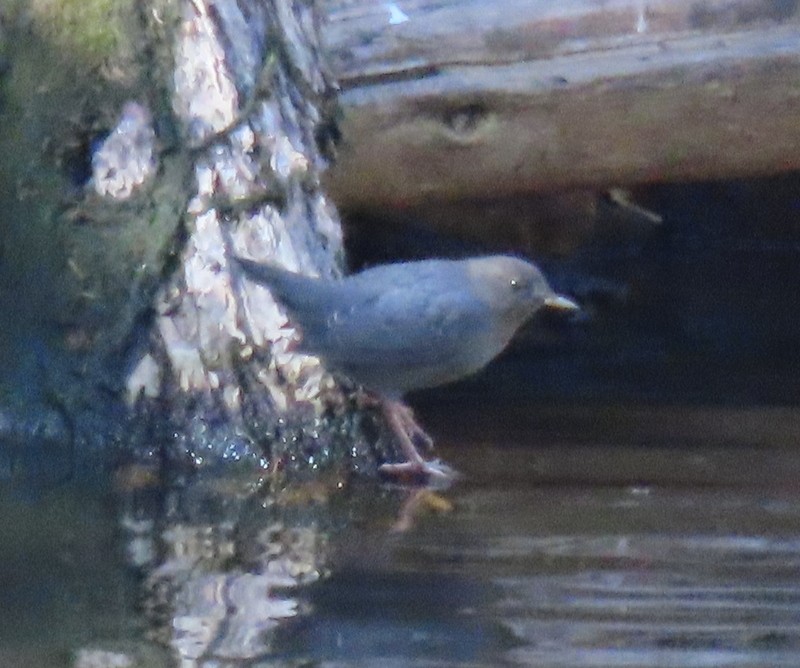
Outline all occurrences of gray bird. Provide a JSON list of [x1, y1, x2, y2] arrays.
[[233, 254, 578, 480]]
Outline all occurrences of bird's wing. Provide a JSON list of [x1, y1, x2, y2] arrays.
[[314, 282, 489, 368]]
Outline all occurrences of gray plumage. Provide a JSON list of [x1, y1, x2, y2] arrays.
[[233, 255, 577, 397], [235, 254, 578, 480]]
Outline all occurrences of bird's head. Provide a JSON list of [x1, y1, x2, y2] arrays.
[[466, 255, 579, 327]]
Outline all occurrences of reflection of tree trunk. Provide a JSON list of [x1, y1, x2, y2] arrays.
[[119, 473, 413, 664], [0, 0, 389, 481], [136, 481, 330, 662]]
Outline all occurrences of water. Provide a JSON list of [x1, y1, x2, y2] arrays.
[[0, 485, 144, 667], [3, 403, 800, 667]]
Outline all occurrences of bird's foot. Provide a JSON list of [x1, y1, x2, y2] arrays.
[[376, 398, 457, 485], [379, 458, 458, 486]]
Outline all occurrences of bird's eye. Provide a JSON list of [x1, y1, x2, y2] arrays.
[[509, 278, 522, 291]]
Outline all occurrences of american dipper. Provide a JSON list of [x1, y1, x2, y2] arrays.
[[233, 255, 578, 480]]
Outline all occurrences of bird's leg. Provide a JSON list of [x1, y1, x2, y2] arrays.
[[391, 401, 435, 452], [357, 392, 433, 452], [382, 399, 427, 466], [378, 399, 454, 482]]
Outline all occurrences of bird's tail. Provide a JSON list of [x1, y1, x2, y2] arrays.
[[232, 256, 331, 326], [233, 256, 297, 289]]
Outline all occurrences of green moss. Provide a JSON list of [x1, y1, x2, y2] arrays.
[[0, 0, 177, 380], [28, 0, 134, 66]]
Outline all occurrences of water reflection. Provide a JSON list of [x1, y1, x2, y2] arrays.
[[118, 471, 337, 665], [4, 406, 800, 667]]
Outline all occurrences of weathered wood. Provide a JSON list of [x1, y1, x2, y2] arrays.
[[320, 0, 800, 207]]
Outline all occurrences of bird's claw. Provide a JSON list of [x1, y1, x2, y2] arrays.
[[379, 458, 458, 486]]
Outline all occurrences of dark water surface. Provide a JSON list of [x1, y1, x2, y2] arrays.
[[3, 403, 800, 667]]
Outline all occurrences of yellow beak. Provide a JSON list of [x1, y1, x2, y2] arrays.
[[544, 294, 580, 312]]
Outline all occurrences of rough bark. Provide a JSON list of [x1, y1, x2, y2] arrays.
[[0, 0, 183, 473], [134, 0, 357, 472], [0, 0, 392, 482]]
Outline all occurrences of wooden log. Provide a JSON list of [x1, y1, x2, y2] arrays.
[[320, 0, 800, 208]]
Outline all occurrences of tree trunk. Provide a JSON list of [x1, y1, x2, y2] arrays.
[[136, 0, 365, 473], [0, 0, 391, 483]]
